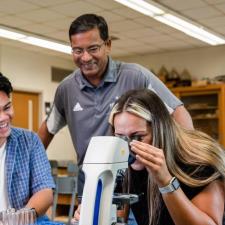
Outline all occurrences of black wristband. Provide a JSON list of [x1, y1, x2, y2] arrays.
[[30, 208, 38, 217]]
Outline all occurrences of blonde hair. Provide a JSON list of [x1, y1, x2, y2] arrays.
[[109, 101, 152, 124]]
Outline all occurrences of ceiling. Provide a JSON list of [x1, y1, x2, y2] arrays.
[[1, 0, 225, 58]]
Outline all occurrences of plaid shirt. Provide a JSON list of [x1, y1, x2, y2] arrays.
[[6, 128, 55, 209]]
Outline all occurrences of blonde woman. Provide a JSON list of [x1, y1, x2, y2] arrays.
[[109, 89, 225, 225]]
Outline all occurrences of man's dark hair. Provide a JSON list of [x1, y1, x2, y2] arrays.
[[0, 72, 13, 97], [69, 14, 109, 41]]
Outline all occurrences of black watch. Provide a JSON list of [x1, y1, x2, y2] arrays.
[[30, 208, 38, 217]]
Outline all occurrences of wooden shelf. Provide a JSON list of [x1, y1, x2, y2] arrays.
[[171, 84, 225, 147]]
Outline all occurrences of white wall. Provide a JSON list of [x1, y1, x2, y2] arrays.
[[0, 43, 76, 162], [117, 45, 225, 80]]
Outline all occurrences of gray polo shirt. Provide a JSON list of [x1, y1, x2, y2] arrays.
[[47, 57, 182, 166]]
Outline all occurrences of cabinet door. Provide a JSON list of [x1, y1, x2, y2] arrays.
[[11, 91, 40, 132], [180, 91, 219, 141]]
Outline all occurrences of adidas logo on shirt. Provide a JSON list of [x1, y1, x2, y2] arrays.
[[73, 102, 83, 111]]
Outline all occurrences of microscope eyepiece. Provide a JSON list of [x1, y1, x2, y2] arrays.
[[115, 135, 141, 165]]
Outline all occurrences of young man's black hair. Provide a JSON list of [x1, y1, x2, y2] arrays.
[[0, 72, 13, 97]]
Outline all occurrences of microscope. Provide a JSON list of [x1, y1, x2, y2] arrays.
[[78, 136, 139, 225]]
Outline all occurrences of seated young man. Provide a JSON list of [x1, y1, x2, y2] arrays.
[[0, 73, 55, 221]]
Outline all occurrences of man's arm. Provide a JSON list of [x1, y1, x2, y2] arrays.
[[26, 133, 55, 216], [172, 105, 194, 130], [25, 189, 53, 216], [38, 121, 54, 149]]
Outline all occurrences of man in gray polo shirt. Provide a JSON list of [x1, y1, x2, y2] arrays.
[[38, 13, 193, 224]]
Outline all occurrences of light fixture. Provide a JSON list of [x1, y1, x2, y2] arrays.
[[0, 26, 71, 54], [20, 37, 71, 54], [115, 0, 164, 16], [114, 0, 225, 45], [0, 28, 26, 40]]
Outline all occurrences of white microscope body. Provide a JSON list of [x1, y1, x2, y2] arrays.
[[79, 136, 129, 225]]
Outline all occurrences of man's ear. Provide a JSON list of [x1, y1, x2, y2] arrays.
[[105, 39, 112, 53]]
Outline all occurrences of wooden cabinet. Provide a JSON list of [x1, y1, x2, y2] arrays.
[[171, 84, 225, 147]]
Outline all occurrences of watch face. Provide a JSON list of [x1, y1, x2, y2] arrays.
[[172, 178, 180, 190]]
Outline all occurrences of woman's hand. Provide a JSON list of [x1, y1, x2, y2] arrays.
[[130, 140, 172, 187], [71, 204, 81, 224]]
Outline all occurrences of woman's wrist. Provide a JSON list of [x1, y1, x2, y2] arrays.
[[157, 175, 173, 188]]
